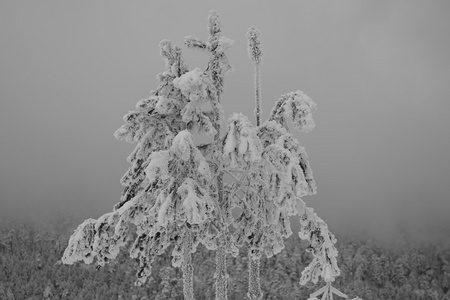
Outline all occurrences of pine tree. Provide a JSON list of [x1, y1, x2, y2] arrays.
[[237, 25, 358, 300], [62, 11, 360, 300], [62, 11, 231, 300]]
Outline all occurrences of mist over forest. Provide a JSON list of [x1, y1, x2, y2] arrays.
[[1, 1, 450, 299]]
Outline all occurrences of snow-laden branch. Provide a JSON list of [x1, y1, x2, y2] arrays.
[[178, 178, 214, 225], [268, 90, 317, 133], [224, 113, 263, 168], [297, 198, 340, 285]]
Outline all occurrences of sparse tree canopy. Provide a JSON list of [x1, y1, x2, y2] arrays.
[[62, 11, 360, 300]]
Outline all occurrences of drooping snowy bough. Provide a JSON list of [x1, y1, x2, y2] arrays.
[[62, 11, 360, 300]]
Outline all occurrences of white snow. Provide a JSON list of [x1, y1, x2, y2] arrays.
[[178, 178, 211, 224], [217, 36, 234, 52], [157, 191, 174, 227], [173, 68, 207, 102], [155, 96, 175, 115], [170, 130, 193, 161], [145, 150, 172, 183], [62, 218, 97, 265], [247, 26, 263, 64], [223, 113, 262, 167]]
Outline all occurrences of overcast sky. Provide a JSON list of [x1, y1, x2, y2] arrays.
[[1, 1, 449, 241]]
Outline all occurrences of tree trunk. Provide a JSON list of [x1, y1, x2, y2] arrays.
[[182, 231, 194, 300], [254, 64, 261, 127], [215, 237, 228, 300], [213, 94, 228, 299], [215, 167, 228, 300], [247, 249, 263, 300]]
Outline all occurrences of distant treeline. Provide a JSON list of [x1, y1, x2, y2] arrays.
[[0, 218, 449, 300]]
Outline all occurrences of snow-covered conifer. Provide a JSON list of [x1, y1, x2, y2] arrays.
[[62, 11, 360, 300], [236, 24, 357, 300], [62, 32, 224, 300]]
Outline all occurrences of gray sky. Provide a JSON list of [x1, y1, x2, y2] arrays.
[[1, 1, 449, 240]]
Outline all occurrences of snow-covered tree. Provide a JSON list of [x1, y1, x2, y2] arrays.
[[62, 11, 360, 300], [222, 25, 353, 300], [62, 11, 231, 300]]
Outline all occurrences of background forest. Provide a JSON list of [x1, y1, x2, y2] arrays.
[[1, 218, 449, 300]]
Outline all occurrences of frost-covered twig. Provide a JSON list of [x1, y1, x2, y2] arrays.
[[307, 282, 350, 300], [223, 169, 241, 185], [226, 168, 245, 174]]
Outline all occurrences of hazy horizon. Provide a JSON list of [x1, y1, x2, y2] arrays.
[[1, 1, 449, 242]]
